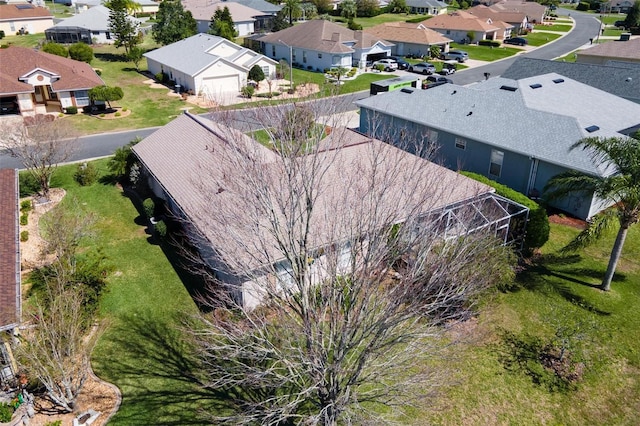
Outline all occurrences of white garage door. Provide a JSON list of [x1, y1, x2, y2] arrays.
[[202, 75, 239, 96]]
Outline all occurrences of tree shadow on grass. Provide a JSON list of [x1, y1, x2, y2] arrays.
[[93, 312, 232, 425], [95, 52, 127, 62]]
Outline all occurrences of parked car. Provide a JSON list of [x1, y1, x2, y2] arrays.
[[425, 75, 452, 84], [389, 56, 410, 70], [372, 58, 398, 71], [409, 62, 436, 75], [0, 99, 18, 114], [439, 60, 457, 75], [503, 37, 528, 46], [440, 50, 468, 63], [614, 20, 626, 28]]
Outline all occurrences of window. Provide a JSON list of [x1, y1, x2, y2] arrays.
[[489, 149, 504, 177], [426, 129, 438, 143], [446, 30, 451, 35], [105, 32, 111, 39], [292, 49, 296, 61], [318, 53, 322, 59], [455, 138, 466, 150], [272, 45, 275, 56], [46, 86, 58, 101], [74, 90, 89, 107], [303, 51, 307, 63], [10, 22, 15, 32], [262, 66, 270, 77], [92, 31, 99, 36]]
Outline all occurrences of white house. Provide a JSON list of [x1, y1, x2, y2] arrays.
[[144, 33, 277, 103], [182, 0, 264, 36], [45, 5, 141, 44], [259, 19, 394, 71]]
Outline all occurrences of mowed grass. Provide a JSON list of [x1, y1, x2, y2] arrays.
[[449, 43, 521, 61], [43, 161, 212, 425], [534, 23, 573, 32], [352, 13, 426, 28], [525, 31, 563, 47]]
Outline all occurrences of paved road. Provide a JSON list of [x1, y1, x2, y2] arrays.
[[0, 10, 602, 169]]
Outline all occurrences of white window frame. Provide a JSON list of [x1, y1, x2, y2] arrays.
[[455, 138, 466, 150], [74, 90, 90, 107], [489, 149, 504, 177]]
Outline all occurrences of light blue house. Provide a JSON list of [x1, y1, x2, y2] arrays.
[[258, 19, 394, 71], [356, 73, 640, 219]]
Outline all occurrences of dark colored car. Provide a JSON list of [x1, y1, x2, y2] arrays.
[[409, 62, 436, 75], [389, 56, 410, 70], [426, 75, 452, 84], [503, 37, 528, 46], [0, 98, 18, 114], [614, 20, 626, 28]]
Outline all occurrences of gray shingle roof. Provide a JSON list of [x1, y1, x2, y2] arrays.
[[143, 33, 277, 77], [356, 73, 640, 176], [233, 0, 281, 14], [502, 57, 640, 104], [405, 0, 447, 8], [51, 5, 138, 31]]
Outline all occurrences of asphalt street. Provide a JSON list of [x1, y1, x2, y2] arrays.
[[0, 9, 603, 169]]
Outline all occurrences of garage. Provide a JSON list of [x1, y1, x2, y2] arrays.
[[0, 96, 19, 115], [201, 75, 240, 97]]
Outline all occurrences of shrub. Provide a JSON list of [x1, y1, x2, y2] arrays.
[[347, 19, 362, 30], [41, 42, 68, 58], [65, 106, 78, 114], [405, 16, 425, 23], [58, 113, 64, 118], [154, 220, 167, 238], [19, 173, 39, 197], [0, 402, 13, 422], [478, 39, 501, 47], [256, 92, 281, 98], [374, 63, 385, 72], [576, 2, 589, 10], [21, 199, 32, 212], [20, 213, 28, 226], [123, 107, 128, 112], [94, 69, 102, 76], [68, 42, 94, 63], [143, 198, 155, 218], [115, 111, 121, 117], [460, 171, 550, 255], [74, 162, 99, 186], [0, 30, 5, 39], [20, 230, 29, 242], [100, 113, 105, 117], [241, 85, 255, 98], [155, 72, 164, 83]]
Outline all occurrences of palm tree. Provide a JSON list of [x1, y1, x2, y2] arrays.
[[544, 136, 640, 291], [282, 0, 302, 25]]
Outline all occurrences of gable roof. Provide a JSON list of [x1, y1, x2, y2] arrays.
[[132, 113, 493, 271], [0, 46, 104, 95], [468, 5, 526, 24], [365, 22, 453, 45], [0, 169, 20, 332], [355, 73, 640, 177], [490, 0, 546, 20], [182, 0, 262, 22], [577, 38, 640, 63], [422, 10, 507, 32], [144, 33, 277, 77], [502, 57, 640, 104], [232, 0, 281, 14], [0, 3, 52, 20], [259, 19, 393, 53], [50, 5, 140, 31], [405, 0, 447, 8]]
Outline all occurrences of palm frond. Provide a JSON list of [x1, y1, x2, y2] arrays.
[[543, 171, 599, 202], [561, 209, 617, 252]]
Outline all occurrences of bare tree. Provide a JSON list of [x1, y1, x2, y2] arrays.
[[0, 115, 75, 198], [16, 201, 97, 413], [175, 103, 517, 424]]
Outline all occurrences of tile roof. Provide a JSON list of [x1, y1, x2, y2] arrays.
[[0, 46, 104, 95], [143, 33, 276, 77], [182, 0, 261, 22], [132, 113, 492, 272], [468, 5, 526, 24], [0, 169, 20, 332], [502, 57, 640, 103], [356, 73, 640, 176], [365, 22, 453, 45], [259, 19, 393, 53], [490, 0, 546, 20], [0, 3, 52, 20], [423, 10, 506, 32], [577, 38, 640, 62]]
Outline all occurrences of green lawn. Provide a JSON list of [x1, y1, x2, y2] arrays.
[[525, 32, 563, 47], [533, 24, 573, 32], [1, 33, 46, 48], [352, 13, 427, 28], [449, 43, 521, 61], [556, 51, 578, 62], [34, 159, 640, 425]]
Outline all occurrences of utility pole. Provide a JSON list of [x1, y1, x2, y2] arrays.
[[279, 39, 294, 93]]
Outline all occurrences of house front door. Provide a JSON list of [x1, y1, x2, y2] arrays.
[[34, 86, 45, 103]]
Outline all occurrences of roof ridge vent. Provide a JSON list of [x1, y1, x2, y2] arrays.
[[400, 88, 414, 94], [529, 83, 542, 89], [552, 78, 565, 84], [499, 85, 518, 92], [585, 125, 600, 133]]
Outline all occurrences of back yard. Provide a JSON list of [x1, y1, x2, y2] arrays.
[[20, 158, 640, 425]]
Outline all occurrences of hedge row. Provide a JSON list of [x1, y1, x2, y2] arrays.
[[460, 171, 550, 254]]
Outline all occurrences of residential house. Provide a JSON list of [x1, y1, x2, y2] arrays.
[[356, 73, 640, 219], [259, 19, 394, 70], [365, 22, 452, 57], [468, 5, 528, 35], [601, 0, 634, 13], [576, 38, 640, 65], [0, 46, 104, 116], [74, 0, 159, 16], [231, 0, 281, 31], [132, 112, 527, 308], [405, 0, 447, 15], [422, 10, 513, 44], [144, 33, 277, 103], [45, 5, 142, 44], [0, 3, 53, 36], [490, 0, 546, 24], [502, 57, 640, 104], [0, 169, 20, 387], [182, 0, 266, 36]]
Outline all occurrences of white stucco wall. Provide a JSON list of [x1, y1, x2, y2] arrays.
[[0, 17, 53, 35]]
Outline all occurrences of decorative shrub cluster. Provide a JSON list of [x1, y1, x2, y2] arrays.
[[0, 402, 13, 422], [20, 213, 28, 226], [65, 106, 78, 114], [478, 39, 501, 47], [143, 198, 155, 218], [154, 220, 167, 238], [74, 162, 99, 186], [20, 230, 29, 242]]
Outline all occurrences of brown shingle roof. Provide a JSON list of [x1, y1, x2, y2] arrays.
[[577, 38, 640, 62], [365, 22, 453, 45], [133, 113, 493, 272], [0, 46, 104, 96], [0, 3, 52, 20], [0, 169, 20, 331], [423, 10, 504, 32], [468, 5, 525, 25], [259, 19, 392, 53]]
